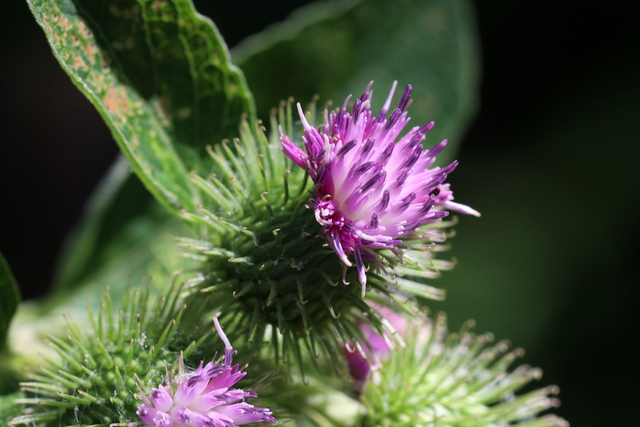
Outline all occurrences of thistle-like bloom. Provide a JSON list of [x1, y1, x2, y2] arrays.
[[137, 318, 276, 427], [361, 313, 567, 426], [281, 82, 479, 294], [344, 305, 408, 392]]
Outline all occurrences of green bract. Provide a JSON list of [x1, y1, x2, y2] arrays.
[[177, 102, 418, 374], [10, 286, 212, 427], [361, 313, 568, 427]]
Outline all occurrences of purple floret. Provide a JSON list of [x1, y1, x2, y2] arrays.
[[137, 318, 276, 427], [281, 81, 479, 295]]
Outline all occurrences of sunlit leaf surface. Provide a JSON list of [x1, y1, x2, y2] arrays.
[[26, 0, 255, 213]]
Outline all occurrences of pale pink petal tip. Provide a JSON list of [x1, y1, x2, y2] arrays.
[[137, 318, 276, 426], [443, 201, 481, 217]]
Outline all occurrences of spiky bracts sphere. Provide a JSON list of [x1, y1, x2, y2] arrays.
[[178, 84, 473, 371], [178, 101, 415, 372], [360, 313, 567, 427], [137, 318, 275, 426], [281, 81, 480, 297], [9, 286, 236, 427]]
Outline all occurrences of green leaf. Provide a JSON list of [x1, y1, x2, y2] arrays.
[[234, 0, 480, 161], [8, 211, 181, 362], [0, 254, 20, 351], [51, 156, 172, 293], [26, 0, 256, 213]]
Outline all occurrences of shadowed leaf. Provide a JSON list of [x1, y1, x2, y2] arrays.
[[51, 157, 172, 293], [0, 253, 20, 351], [234, 0, 481, 163]]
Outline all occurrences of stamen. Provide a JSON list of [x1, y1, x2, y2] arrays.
[[370, 213, 379, 229], [377, 190, 390, 212], [395, 170, 408, 188], [352, 99, 362, 122], [331, 231, 352, 267], [341, 94, 353, 112], [418, 121, 435, 134], [398, 192, 417, 211], [398, 84, 412, 112], [407, 132, 425, 150], [419, 194, 436, 214], [355, 161, 376, 175], [336, 139, 357, 157], [213, 317, 233, 366], [354, 248, 367, 294], [361, 171, 386, 193], [383, 108, 402, 131], [362, 137, 375, 154], [378, 80, 398, 119], [379, 141, 395, 162], [296, 103, 311, 130], [440, 159, 458, 175], [424, 139, 447, 159], [401, 146, 423, 170], [360, 80, 374, 102]]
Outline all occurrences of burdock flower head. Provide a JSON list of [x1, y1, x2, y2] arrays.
[[10, 287, 275, 427], [344, 304, 409, 393], [177, 81, 476, 371], [137, 318, 276, 427], [360, 313, 567, 426], [281, 81, 479, 296]]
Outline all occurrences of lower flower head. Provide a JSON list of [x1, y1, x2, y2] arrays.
[[137, 318, 276, 427], [360, 314, 567, 427], [344, 304, 409, 389], [281, 81, 479, 295]]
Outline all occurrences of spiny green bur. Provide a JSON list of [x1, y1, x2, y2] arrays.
[[178, 101, 416, 373], [11, 286, 211, 427], [361, 313, 568, 427]]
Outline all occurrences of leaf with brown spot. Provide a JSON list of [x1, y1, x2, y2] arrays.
[[26, 0, 255, 213]]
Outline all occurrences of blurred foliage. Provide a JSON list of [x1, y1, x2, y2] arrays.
[[0, 392, 23, 426], [0, 253, 20, 352], [51, 158, 174, 295], [234, 0, 480, 163]]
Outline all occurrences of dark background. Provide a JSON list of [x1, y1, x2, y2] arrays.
[[1, 1, 638, 424]]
